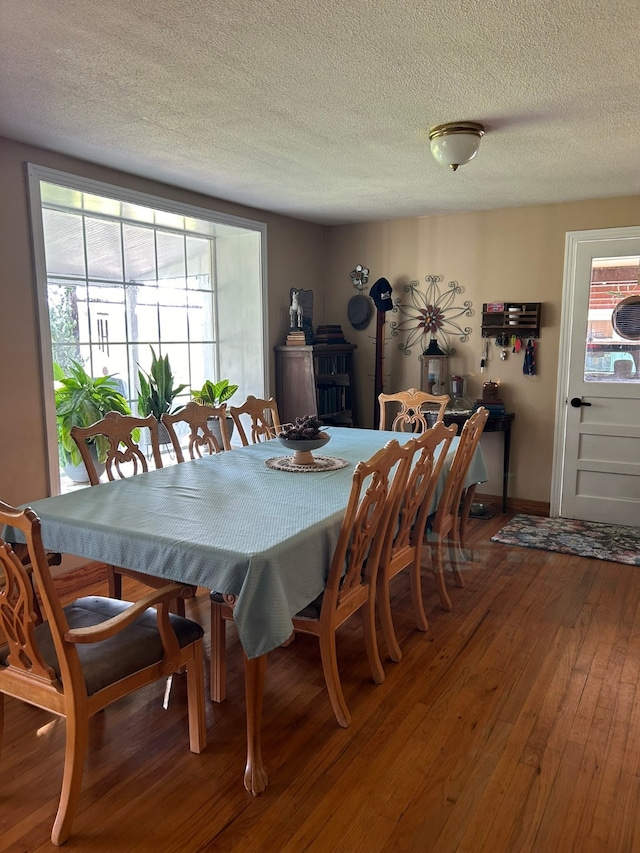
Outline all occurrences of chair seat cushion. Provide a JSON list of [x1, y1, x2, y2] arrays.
[[0, 596, 203, 696]]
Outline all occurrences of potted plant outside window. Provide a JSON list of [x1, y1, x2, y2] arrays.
[[191, 379, 239, 446], [54, 360, 132, 483], [137, 347, 188, 444]]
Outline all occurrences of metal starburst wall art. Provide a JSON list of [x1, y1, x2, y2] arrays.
[[389, 274, 474, 356]]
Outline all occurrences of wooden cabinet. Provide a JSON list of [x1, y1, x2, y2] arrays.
[[275, 344, 357, 427], [481, 302, 541, 337]]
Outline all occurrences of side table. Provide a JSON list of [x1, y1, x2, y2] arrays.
[[438, 410, 515, 513]]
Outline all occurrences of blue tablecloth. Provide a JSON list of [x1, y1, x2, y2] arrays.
[[5, 428, 487, 658]]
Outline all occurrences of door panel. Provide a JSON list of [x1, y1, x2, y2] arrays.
[[553, 228, 640, 526]]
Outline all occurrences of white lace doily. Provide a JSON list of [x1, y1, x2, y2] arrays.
[[265, 455, 349, 473]]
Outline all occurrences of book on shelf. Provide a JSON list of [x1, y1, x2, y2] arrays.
[[285, 321, 314, 345], [316, 382, 350, 416], [286, 330, 308, 345], [314, 324, 348, 344]]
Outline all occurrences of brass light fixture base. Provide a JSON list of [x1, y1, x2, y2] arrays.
[[428, 121, 486, 171]]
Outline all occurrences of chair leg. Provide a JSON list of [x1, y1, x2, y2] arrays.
[[318, 629, 350, 728], [210, 601, 227, 703], [51, 712, 89, 846], [186, 640, 207, 753], [0, 692, 4, 762], [362, 596, 385, 683], [450, 522, 466, 589], [107, 565, 122, 599], [432, 539, 452, 612], [377, 574, 403, 663], [458, 484, 477, 561], [409, 555, 429, 632]]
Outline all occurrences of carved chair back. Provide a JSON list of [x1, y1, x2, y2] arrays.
[[378, 387, 449, 432], [229, 395, 282, 445], [161, 401, 231, 461], [71, 411, 163, 484]]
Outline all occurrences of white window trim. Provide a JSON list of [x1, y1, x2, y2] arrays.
[[27, 163, 269, 495]]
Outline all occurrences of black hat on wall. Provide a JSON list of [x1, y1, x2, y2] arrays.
[[369, 277, 393, 312]]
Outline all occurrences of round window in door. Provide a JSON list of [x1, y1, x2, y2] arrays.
[[612, 295, 640, 341]]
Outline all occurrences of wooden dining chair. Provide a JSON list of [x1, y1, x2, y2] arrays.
[[3, 543, 62, 624], [71, 411, 163, 485], [0, 500, 206, 847], [423, 406, 489, 611], [377, 420, 457, 662], [70, 411, 184, 611], [161, 401, 231, 460], [378, 387, 450, 432], [229, 395, 282, 445], [210, 439, 413, 726]]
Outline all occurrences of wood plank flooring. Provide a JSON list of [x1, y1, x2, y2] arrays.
[[2, 511, 639, 852]]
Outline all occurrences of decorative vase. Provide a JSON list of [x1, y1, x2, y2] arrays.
[[277, 434, 330, 465], [62, 443, 105, 484], [208, 416, 235, 449], [157, 420, 172, 447]]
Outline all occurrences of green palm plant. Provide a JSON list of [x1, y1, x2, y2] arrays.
[[190, 378, 239, 447], [191, 379, 239, 407], [137, 347, 188, 420], [54, 360, 131, 466]]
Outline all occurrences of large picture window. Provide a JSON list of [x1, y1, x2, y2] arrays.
[[28, 165, 267, 493]]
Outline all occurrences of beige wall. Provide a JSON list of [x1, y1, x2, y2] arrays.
[[2, 132, 638, 508], [0, 136, 328, 505], [326, 197, 640, 503]]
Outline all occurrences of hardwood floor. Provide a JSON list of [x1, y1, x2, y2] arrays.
[[2, 511, 639, 852]]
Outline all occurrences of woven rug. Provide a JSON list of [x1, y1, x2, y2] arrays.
[[491, 514, 640, 566]]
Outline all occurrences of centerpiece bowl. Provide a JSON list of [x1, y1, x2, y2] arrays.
[[277, 433, 330, 465]]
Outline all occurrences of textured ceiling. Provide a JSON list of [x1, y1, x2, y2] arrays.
[[1, 0, 639, 225]]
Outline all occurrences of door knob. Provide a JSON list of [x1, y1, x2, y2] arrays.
[[570, 397, 592, 408]]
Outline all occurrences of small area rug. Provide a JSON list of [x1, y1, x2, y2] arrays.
[[491, 514, 640, 566]]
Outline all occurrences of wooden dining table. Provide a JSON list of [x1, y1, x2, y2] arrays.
[[4, 427, 487, 794]]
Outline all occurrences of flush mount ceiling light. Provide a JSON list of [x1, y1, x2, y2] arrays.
[[429, 121, 485, 171]]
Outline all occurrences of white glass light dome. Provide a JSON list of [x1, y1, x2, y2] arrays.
[[429, 122, 485, 171]]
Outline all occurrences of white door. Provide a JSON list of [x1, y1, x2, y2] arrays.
[[552, 227, 640, 526]]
